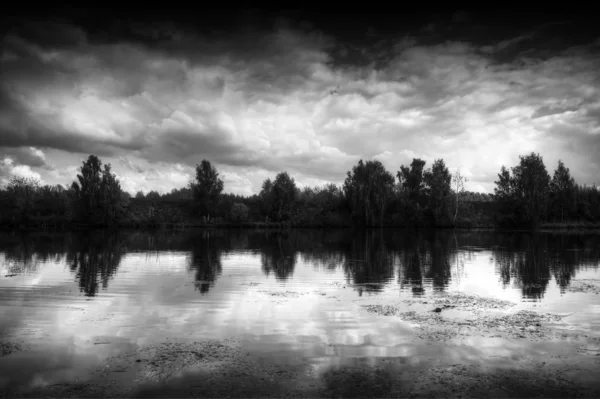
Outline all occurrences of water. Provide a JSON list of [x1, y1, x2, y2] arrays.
[[1, 228, 599, 397]]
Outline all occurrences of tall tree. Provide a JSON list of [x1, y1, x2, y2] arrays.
[[397, 158, 427, 225], [494, 153, 550, 228], [191, 160, 224, 218], [72, 155, 103, 222], [271, 172, 297, 222], [549, 160, 576, 223], [344, 160, 394, 226], [494, 166, 513, 200], [512, 152, 550, 228], [71, 155, 125, 224], [259, 178, 275, 220], [398, 158, 426, 204], [423, 159, 452, 225], [100, 164, 124, 224]]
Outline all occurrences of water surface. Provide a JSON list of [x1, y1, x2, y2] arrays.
[[1, 229, 599, 397]]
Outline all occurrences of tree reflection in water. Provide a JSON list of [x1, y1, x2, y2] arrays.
[[187, 230, 223, 294], [1, 229, 599, 301], [423, 230, 455, 293], [493, 233, 600, 300], [398, 231, 426, 296], [67, 231, 124, 297], [259, 230, 297, 281], [0, 232, 68, 274], [343, 229, 394, 295], [395, 230, 456, 297]]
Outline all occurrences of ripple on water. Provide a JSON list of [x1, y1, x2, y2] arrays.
[[1, 229, 600, 397]]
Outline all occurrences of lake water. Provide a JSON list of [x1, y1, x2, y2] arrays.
[[1, 228, 599, 397]]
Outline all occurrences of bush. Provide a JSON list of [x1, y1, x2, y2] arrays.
[[230, 203, 249, 222]]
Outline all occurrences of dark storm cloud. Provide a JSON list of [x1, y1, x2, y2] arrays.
[[1, 10, 599, 193], [11, 20, 87, 49], [0, 147, 51, 169]]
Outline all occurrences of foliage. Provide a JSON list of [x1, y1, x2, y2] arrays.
[[423, 159, 452, 226], [397, 158, 427, 225], [162, 187, 192, 201], [494, 153, 554, 228], [6, 176, 40, 221], [100, 164, 126, 224], [70, 155, 128, 225], [1, 151, 598, 230], [512, 153, 550, 227], [549, 160, 576, 222], [398, 158, 427, 204], [271, 172, 297, 222], [71, 155, 103, 222], [344, 160, 394, 226], [191, 160, 224, 217], [146, 190, 161, 202], [259, 178, 275, 220], [230, 203, 249, 222]]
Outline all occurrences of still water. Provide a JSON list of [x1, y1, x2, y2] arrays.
[[1, 228, 599, 396]]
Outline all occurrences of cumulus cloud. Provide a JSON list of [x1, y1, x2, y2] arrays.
[[0, 157, 43, 186], [1, 14, 599, 194]]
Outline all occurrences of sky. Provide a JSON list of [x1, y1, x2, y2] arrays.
[[1, 8, 599, 195]]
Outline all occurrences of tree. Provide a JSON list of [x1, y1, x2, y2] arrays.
[[397, 158, 427, 225], [574, 184, 600, 222], [271, 172, 297, 222], [494, 153, 550, 228], [7, 176, 40, 221], [191, 160, 224, 217], [163, 187, 192, 201], [344, 160, 394, 226], [259, 178, 275, 220], [71, 155, 125, 224], [512, 152, 550, 228], [37, 184, 69, 220], [494, 166, 513, 200], [230, 203, 249, 222], [549, 160, 576, 222], [423, 159, 452, 225], [135, 191, 145, 199], [451, 168, 468, 225], [72, 155, 103, 222], [146, 190, 161, 202], [398, 158, 427, 204], [100, 164, 123, 224], [315, 183, 344, 213]]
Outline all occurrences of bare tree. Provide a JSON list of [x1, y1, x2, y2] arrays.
[[7, 176, 40, 220], [451, 169, 468, 225]]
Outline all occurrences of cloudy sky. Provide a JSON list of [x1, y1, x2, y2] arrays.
[[1, 8, 599, 195]]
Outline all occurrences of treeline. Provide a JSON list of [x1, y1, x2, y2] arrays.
[[0, 152, 598, 229], [494, 153, 600, 228]]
